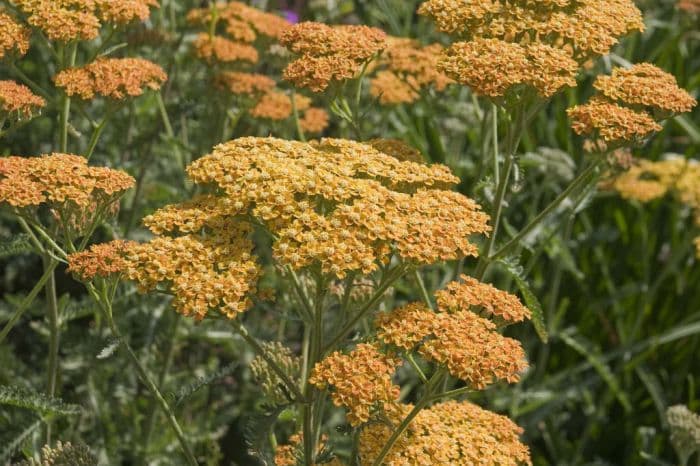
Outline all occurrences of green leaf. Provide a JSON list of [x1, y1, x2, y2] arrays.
[[0, 385, 81, 418], [499, 260, 548, 342], [0, 419, 41, 463], [0, 234, 34, 259]]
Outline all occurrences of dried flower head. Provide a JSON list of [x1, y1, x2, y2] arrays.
[[0, 153, 134, 209], [180, 137, 487, 278], [567, 97, 662, 143], [0, 12, 31, 59], [12, 0, 101, 42], [249, 91, 311, 120], [192, 33, 259, 64], [593, 63, 697, 115], [281, 22, 387, 92], [17, 441, 97, 466], [67, 240, 137, 281], [418, 0, 643, 61], [439, 39, 579, 98], [370, 39, 452, 104], [0, 80, 45, 121], [299, 107, 329, 134], [215, 71, 275, 96], [95, 0, 159, 24], [377, 303, 528, 389], [666, 405, 700, 465], [54, 57, 167, 100], [309, 343, 402, 426], [359, 400, 531, 465]]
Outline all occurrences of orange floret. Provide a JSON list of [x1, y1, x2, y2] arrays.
[[95, 0, 159, 24], [0, 12, 31, 59], [192, 33, 259, 64], [12, 0, 100, 42], [0, 80, 45, 119], [567, 98, 662, 143], [298, 107, 329, 134], [215, 71, 275, 96]]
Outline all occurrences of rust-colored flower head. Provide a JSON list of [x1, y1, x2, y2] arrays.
[[678, 0, 700, 13], [0, 12, 31, 60], [95, 0, 159, 24], [0, 80, 45, 122], [192, 33, 259, 64], [0, 153, 134, 209], [439, 38, 579, 98], [12, 0, 101, 42], [177, 137, 487, 279], [249, 91, 311, 121], [567, 97, 662, 144], [593, 63, 697, 115], [370, 39, 453, 105], [299, 107, 329, 134], [67, 240, 137, 281], [359, 400, 531, 465], [215, 71, 275, 96], [281, 22, 387, 92], [309, 343, 402, 426], [418, 0, 643, 61], [54, 57, 167, 100]]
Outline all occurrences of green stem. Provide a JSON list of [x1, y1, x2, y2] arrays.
[[84, 114, 110, 161], [412, 269, 434, 310], [156, 92, 185, 172], [291, 90, 307, 142], [489, 158, 603, 262], [43, 255, 60, 444], [86, 284, 198, 466], [491, 103, 500, 186], [406, 353, 428, 384], [9, 62, 52, 101], [370, 370, 446, 466], [0, 261, 56, 345]]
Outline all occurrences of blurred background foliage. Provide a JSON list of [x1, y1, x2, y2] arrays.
[[1, 0, 699, 465]]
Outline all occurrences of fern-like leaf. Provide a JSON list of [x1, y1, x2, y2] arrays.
[[0, 385, 81, 418], [0, 234, 35, 259], [0, 419, 41, 464]]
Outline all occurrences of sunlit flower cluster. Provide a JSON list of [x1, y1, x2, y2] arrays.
[[0, 80, 45, 121], [180, 137, 487, 278], [281, 22, 387, 92], [54, 57, 167, 100], [568, 64, 696, 144], [359, 400, 531, 465], [0, 153, 134, 209], [310, 343, 402, 426], [0, 12, 31, 60], [370, 38, 453, 105], [187, 2, 291, 42], [439, 38, 579, 98], [193, 33, 259, 64]]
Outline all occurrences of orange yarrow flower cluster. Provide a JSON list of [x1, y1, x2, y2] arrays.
[[95, 0, 159, 25], [568, 64, 696, 144], [187, 2, 290, 42], [0, 80, 45, 121], [298, 107, 329, 134], [54, 57, 167, 100], [215, 71, 275, 96], [359, 400, 531, 465], [281, 22, 387, 92], [0, 12, 31, 59], [419, 0, 644, 99], [179, 137, 488, 278], [309, 343, 402, 426], [370, 38, 453, 105], [678, 0, 700, 13], [193, 33, 259, 64], [249, 90, 310, 120], [0, 153, 134, 209], [67, 240, 136, 281]]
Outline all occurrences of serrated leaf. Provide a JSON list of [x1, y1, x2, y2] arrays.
[[0, 419, 41, 463], [0, 385, 81, 418]]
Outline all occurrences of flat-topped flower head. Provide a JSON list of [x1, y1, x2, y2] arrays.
[[567, 97, 662, 144], [67, 240, 137, 281], [418, 0, 643, 61], [215, 71, 275, 96], [298, 107, 329, 134], [0, 12, 31, 60], [593, 64, 697, 115], [95, 0, 159, 24], [0, 153, 134, 209], [54, 57, 167, 100], [181, 137, 487, 278], [370, 39, 453, 105], [192, 33, 259, 64], [281, 22, 387, 92], [12, 0, 100, 42], [187, 2, 290, 41], [0, 80, 45, 122], [249, 91, 311, 120], [359, 400, 531, 465], [439, 39, 579, 98], [309, 343, 402, 426]]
